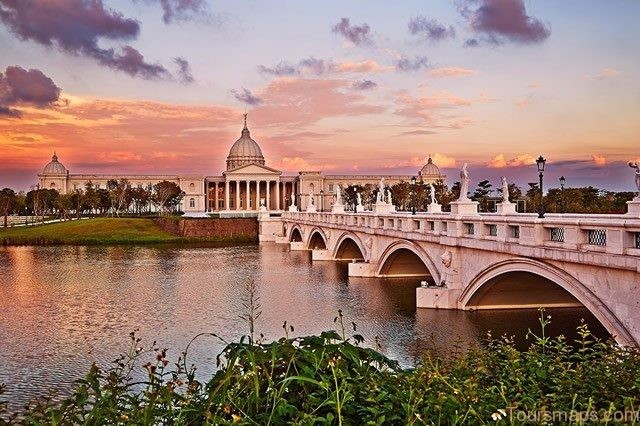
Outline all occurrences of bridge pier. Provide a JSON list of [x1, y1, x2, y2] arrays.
[[416, 287, 461, 309], [290, 242, 307, 251], [348, 261, 378, 277], [311, 249, 332, 261]]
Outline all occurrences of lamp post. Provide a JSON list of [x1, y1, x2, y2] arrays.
[[24, 207, 28, 226], [536, 155, 546, 218], [410, 176, 417, 215], [320, 190, 324, 212], [559, 175, 566, 214]]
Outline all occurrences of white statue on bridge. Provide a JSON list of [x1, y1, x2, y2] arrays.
[[356, 192, 362, 207], [501, 176, 510, 203], [630, 161, 640, 199], [377, 178, 386, 203], [309, 189, 315, 205], [429, 183, 436, 204], [458, 163, 470, 202], [335, 184, 343, 205]]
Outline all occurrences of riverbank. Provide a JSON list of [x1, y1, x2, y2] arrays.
[[0, 218, 257, 245], [2, 313, 638, 424]]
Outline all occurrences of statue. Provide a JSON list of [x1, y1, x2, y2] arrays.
[[290, 195, 295, 207], [356, 192, 362, 206], [385, 188, 392, 204], [630, 161, 640, 199], [429, 183, 436, 204], [501, 177, 510, 203], [377, 178, 385, 203], [441, 251, 452, 268], [458, 163, 470, 201], [335, 184, 342, 205]]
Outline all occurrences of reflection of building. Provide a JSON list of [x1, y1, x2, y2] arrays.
[[38, 116, 445, 213]]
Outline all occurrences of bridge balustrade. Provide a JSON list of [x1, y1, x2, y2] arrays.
[[281, 210, 640, 256]]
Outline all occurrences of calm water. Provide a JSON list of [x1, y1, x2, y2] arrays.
[[0, 244, 608, 411]]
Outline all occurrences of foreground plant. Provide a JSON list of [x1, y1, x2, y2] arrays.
[[1, 310, 640, 425]]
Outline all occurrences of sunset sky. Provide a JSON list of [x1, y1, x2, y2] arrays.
[[1, 0, 638, 191]]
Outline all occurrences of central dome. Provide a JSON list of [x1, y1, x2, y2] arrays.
[[226, 115, 265, 170], [419, 157, 441, 177], [42, 152, 67, 175]]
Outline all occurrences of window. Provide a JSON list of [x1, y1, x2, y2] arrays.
[[50, 182, 56, 188], [189, 198, 195, 208], [510, 226, 520, 239], [442, 222, 448, 232], [329, 184, 334, 192], [189, 183, 195, 192], [550, 228, 565, 242], [309, 183, 315, 192], [413, 220, 421, 230], [588, 229, 606, 246], [73, 184, 78, 190], [428, 221, 435, 231], [465, 223, 474, 235], [488, 224, 497, 237], [636, 232, 640, 249]]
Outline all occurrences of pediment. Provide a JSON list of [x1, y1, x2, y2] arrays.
[[224, 163, 282, 176]]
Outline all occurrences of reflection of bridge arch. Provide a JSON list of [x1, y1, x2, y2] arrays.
[[460, 258, 634, 345], [307, 228, 327, 250], [376, 240, 440, 283], [289, 225, 303, 242], [333, 232, 367, 261]]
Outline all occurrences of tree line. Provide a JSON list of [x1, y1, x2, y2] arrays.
[[0, 180, 185, 227], [339, 179, 634, 214]]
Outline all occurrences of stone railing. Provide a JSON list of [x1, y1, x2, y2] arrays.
[[281, 210, 640, 257]]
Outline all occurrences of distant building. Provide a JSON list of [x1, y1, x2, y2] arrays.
[[38, 115, 445, 213]]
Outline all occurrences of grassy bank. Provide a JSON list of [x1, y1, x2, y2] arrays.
[[0, 218, 255, 245], [1, 310, 639, 424]]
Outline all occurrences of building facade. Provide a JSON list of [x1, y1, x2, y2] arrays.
[[38, 116, 445, 213]]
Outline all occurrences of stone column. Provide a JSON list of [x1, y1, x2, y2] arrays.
[[246, 180, 250, 211], [266, 181, 271, 210], [276, 181, 280, 210], [225, 180, 230, 210], [214, 182, 218, 211], [255, 181, 260, 209], [235, 181, 240, 211]]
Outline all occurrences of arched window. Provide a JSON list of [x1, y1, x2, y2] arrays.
[[50, 182, 56, 188], [309, 183, 315, 192], [189, 183, 195, 192], [189, 198, 195, 208]]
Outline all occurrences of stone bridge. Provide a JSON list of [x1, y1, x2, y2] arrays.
[[259, 206, 640, 346]]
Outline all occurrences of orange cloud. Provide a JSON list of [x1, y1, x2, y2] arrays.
[[393, 90, 486, 129], [383, 153, 455, 169], [597, 68, 620, 80], [429, 67, 477, 78], [276, 157, 336, 172], [487, 153, 536, 168], [336, 59, 390, 74], [592, 154, 607, 166], [253, 78, 385, 127]]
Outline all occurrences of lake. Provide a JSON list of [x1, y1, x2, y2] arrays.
[[0, 243, 608, 412]]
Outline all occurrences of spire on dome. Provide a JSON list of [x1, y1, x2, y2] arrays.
[[52, 151, 58, 162], [243, 112, 248, 130]]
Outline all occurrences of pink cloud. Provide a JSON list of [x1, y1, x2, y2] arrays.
[[487, 153, 536, 168], [336, 59, 390, 74], [592, 154, 607, 166], [429, 67, 477, 78], [597, 68, 620, 80]]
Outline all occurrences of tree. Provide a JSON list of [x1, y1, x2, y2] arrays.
[[450, 181, 461, 203], [84, 182, 100, 214], [390, 181, 410, 211], [152, 181, 184, 214], [472, 180, 493, 212], [0, 188, 17, 228], [70, 189, 85, 219], [525, 182, 540, 213], [343, 185, 364, 209], [130, 186, 151, 214]]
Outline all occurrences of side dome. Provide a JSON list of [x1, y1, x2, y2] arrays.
[[419, 157, 441, 177], [226, 115, 265, 170], [42, 152, 67, 175]]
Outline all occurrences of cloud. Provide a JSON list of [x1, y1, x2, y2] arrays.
[[156, 0, 209, 24], [336, 59, 389, 74], [464, 38, 480, 47], [393, 129, 438, 137], [229, 88, 262, 106], [487, 153, 536, 168], [460, 0, 550, 44], [332, 17, 373, 46], [429, 67, 477, 78], [393, 90, 482, 128], [257, 61, 299, 77], [597, 68, 620, 80], [174, 57, 194, 83], [0, 0, 171, 79], [432, 153, 456, 168], [408, 16, 455, 41], [253, 78, 385, 126], [592, 154, 607, 166], [351, 79, 377, 91], [0, 66, 62, 118], [276, 157, 336, 172], [395, 55, 430, 72], [384, 153, 455, 169], [299, 57, 333, 75]]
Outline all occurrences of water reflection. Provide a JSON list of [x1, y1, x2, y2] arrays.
[[0, 243, 609, 412]]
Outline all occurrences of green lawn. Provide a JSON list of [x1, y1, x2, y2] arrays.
[[0, 218, 200, 245]]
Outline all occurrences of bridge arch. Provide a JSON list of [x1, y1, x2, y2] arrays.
[[376, 240, 440, 284], [333, 232, 367, 261], [460, 258, 634, 346], [307, 228, 327, 250], [289, 225, 303, 242]]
